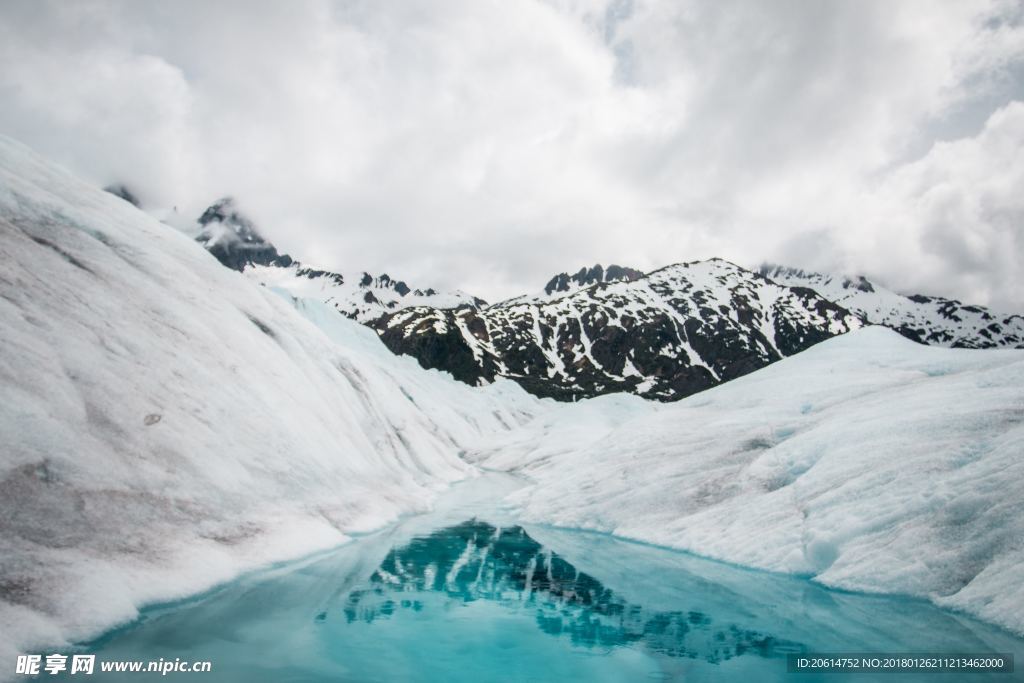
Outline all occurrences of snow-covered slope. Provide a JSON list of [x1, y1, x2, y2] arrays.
[[0, 136, 542, 661], [477, 327, 1024, 635], [374, 260, 863, 401], [760, 264, 1024, 349]]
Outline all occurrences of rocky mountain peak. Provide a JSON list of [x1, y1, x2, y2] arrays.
[[194, 197, 292, 271], [543, 263, 644, 296]]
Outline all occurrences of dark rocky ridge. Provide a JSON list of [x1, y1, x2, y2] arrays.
[[371, 259, 863, 401]]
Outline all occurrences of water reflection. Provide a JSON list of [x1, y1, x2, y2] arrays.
[[337, 520, 803, 665], [69, 472, 1024, 683]]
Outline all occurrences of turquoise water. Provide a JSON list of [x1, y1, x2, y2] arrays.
[[69, 477, 1023, 682]]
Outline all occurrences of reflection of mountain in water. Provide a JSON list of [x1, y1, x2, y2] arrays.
[[336, 520, 804, 665]]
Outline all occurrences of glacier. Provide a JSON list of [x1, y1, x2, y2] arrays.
[[1, 133, 1023, 672]]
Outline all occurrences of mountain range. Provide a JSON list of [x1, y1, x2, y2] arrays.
[[759, 264, 1024, 350], [125, 188, 1024, 402]]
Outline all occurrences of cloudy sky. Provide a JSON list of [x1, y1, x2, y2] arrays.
[[1, 0, 1022, 309]]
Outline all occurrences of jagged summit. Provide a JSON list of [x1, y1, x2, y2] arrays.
[[543, 263, 644, 296], [759, 263, 1024, 348]]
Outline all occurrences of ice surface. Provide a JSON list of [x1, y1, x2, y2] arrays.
[[0, 136, 543, 663], [480, 328, 1024, 635], [3, 133, 1024, 674]]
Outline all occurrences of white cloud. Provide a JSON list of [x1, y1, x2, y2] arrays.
[[0, 0, 1021, 308], [853, 102, 1024, 311]]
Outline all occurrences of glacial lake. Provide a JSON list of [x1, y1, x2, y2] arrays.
[[67, 475, 1023, 682]]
